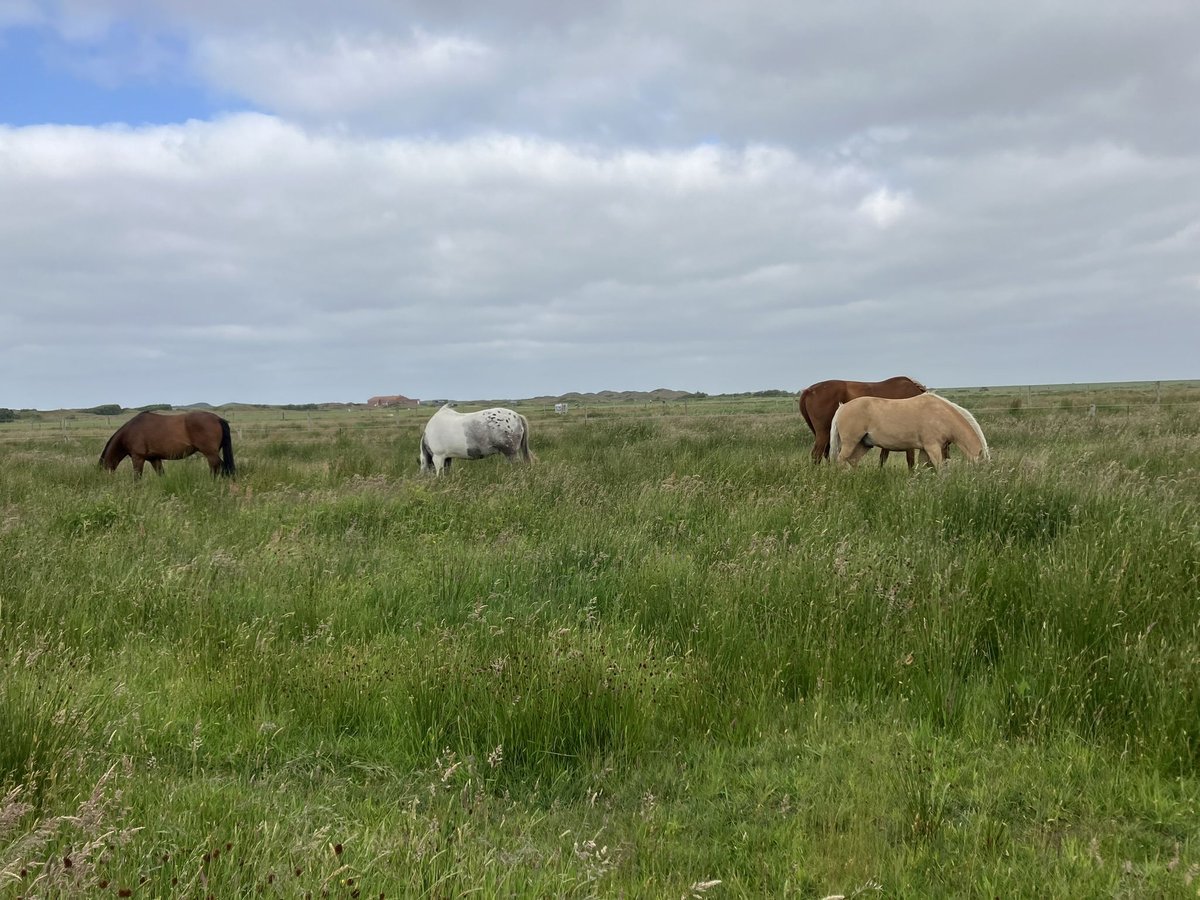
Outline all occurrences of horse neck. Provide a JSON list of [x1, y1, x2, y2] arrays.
[[844, 378, 912, 400], [938, 399, 987, 459], [952, 418, 983, 458], [100, 432, 127, 468]]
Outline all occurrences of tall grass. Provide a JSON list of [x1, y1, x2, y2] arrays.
[[1, 396, 1198, 896]]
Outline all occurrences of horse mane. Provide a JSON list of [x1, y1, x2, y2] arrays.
[[99, 430, 120, 462], [884, 375, 926, 392], [928, 393, 989, 459]]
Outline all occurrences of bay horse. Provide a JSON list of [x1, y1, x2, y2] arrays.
[[829, 393, 989, 468], [798, 375, 927, 467], [419, 405, 535, 475], [100, 410, 235, 477]]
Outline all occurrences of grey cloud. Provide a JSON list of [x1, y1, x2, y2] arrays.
[[2, 3, 1198, 407], [26, 2, 1200, 153]]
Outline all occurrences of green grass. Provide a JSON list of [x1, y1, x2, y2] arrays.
[[2, 390, 1199, 897]]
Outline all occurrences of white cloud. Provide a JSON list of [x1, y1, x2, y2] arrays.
[[195, 29, 495, 119], [857, 187, 911, 229]]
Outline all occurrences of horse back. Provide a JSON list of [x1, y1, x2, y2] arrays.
[[848, 393, 966, 440], [182, 411, 224, 446], [128, 410, 221, 457]]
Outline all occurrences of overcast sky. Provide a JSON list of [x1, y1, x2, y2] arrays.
[[2, 1, 1198, 408]]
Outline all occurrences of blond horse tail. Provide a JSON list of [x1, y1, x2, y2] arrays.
[[828, 404, 844, 462], [518, 414, 536, 462]]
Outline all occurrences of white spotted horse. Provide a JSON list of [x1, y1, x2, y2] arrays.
[[419, 405, 535, 475]]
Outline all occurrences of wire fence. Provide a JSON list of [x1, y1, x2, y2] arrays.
[[967, 400, 1200, 414]]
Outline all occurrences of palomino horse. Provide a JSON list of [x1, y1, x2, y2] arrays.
[[829, 393, 989, 468], [798, 375, 927, 466], [419, 405, 535, 475], [100, 410, 235, 477]]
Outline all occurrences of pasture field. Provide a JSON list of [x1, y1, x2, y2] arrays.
[[2, 384, 1199, 897]]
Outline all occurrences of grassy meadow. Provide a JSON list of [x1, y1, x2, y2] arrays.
[[2, 383, 1199, 897]]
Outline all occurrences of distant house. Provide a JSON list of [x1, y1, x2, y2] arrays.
[[368, 394, 419, 408]]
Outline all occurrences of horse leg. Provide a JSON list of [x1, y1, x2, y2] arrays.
[[922, 443, 945, 468], [812, 431, 830, 464], [131, 455, 146, 477], [843, 440, 872, 467], [150, 459, 166, 476], [878, 449, 890, 468], [905, 450, 916, 470], [203, 453, 221, 476]]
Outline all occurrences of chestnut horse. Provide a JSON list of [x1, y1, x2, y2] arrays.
[[829, 393, 989, 468], [100, 410, 235, 477], [797, 375, 926, 466]]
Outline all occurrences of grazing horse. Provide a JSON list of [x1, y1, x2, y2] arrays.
[[419, 405, 534, 475], [100, 410, 235, 477], [829, 393, 989, 468], [798, 376, 927, 467]]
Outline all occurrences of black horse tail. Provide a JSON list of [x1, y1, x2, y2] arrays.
[[219, 417, 236, 477]]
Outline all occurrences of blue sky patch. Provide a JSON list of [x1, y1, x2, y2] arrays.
[[0, 24, 248, 127]]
